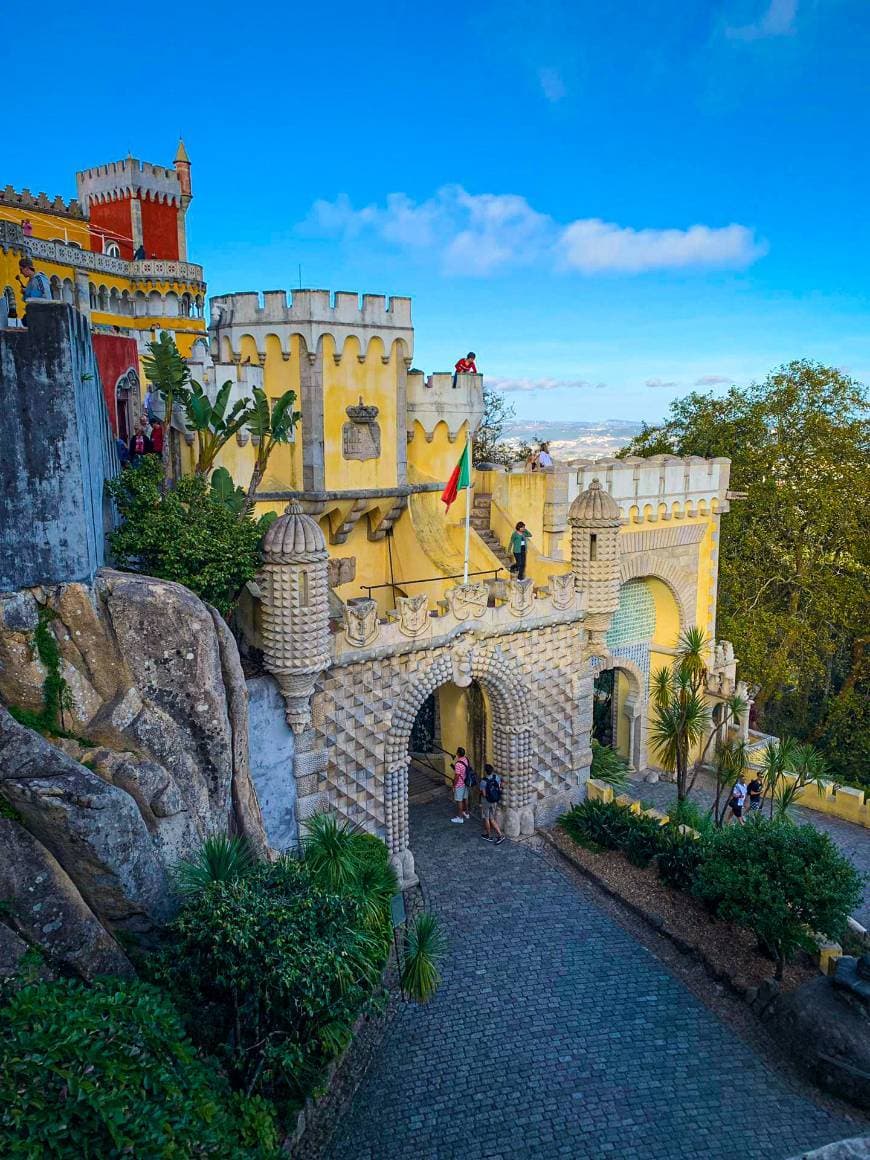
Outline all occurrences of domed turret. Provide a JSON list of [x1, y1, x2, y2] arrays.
[[570, 478, 621, 620], [259, 502, 330, 733]]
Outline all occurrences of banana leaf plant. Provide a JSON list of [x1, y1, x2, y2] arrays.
[[244, 388, 302, 512], [183, 380, 253, 476]]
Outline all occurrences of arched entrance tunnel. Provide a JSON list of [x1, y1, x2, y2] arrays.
[[383, 649, 535, 887]]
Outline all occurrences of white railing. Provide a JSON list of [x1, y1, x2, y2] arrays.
[[0, 221, 204, 285]]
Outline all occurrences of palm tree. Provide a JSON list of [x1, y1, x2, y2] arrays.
[[758, 736, 798, 818], [182, 380, 253, 476], [713, 737, 749, 826], [648, 627, 711, 802], [768, 738, 830, 819], [401, 912, 447, 1003], [142, 333, 192, 484], [243, 388, 302, 513]]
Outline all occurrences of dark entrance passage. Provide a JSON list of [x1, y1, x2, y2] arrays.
[[593, 668, 615, 749], [407, 681, 488, 806]]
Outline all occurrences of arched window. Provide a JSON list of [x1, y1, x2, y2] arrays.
[[180, 292, 192, 318], [97, 285, 109, 312], [50, 275, 62, 301], [109, 288, 121, 314], [3, 286, 16, 318], [89, 283, 97, 310], [62, 279, 74, 304], [104, 241, 121, 258]]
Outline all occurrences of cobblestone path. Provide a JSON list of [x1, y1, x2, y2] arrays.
[[628, 772, 870, 926], [324, 801, 858, 1160]]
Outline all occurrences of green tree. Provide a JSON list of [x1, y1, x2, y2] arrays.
[[244, 388, 302, 511], [183, 380, 253, 476], [620, 361, 869, 786], [0, 977, 278, 1157], [142, 333, 193, 482], [694, 818, 863, 979], [648, 627, 711, 802], [473, 385, 516, 467], [107, 456, 268, 617]]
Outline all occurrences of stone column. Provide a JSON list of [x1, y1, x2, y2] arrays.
[[499, 723, 535, 837], [385, 758, 417, 888]]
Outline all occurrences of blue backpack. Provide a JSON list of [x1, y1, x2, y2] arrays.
[[484, 775, 502, 804]]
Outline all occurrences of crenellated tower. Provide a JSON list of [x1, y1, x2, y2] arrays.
[[569, 478, 622, 656]]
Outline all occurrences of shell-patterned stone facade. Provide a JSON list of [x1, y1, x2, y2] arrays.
[[569, 478, 621, 618], [259, 501, 331, 732]]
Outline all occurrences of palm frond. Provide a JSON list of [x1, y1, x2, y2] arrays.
[[401, 912, 447, 1003], [174, 834, 256, 896]]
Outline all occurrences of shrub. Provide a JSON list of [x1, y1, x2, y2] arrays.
[[693, 817, 864, 978], [656, 830, 706, 891], [107, 456, 270, 617], [589, 740, 630, 790], [174, 834, 256, 896], [401, 912, 447, 1003], [560, 799, 635, 850], [665, 797, 714, 836], [155, 855, 388, 1115], [624, 814, 665, 868], [0, 977, 278, 1158]]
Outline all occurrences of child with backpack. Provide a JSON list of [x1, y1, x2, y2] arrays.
[[451, 747, 474, 823], [479, 764, 505, 844]]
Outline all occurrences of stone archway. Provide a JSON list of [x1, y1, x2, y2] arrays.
[[383, 643, 534, 886], [592, 655, 646, 773]]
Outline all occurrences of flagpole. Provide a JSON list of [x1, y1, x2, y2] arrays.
[[463, 435, 473, 584]]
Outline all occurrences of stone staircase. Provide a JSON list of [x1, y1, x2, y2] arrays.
[[471, 493, 514, 572]]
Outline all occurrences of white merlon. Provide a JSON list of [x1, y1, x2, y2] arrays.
[[76, 158, 183, 208], [209, 289, 414, 361], [565, 455, 731, 520], [406, 371, 484, 442]]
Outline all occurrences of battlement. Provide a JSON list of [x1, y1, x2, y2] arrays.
[[209, 288, 415, 362], [0, 184, 84, 219], [210, 289, 413, 329], [567, 454, 731, 518], [407, 371, 484, 442], [76, 157, 183, 209]]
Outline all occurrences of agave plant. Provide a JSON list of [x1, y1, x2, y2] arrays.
[[589, 739, 630, 790], [302, 812, 363, 892], [174, 834, 256, 896], [401, 912, 447, 1004]]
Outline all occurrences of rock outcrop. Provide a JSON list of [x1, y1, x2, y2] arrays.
[[0, 569, 267, 978]]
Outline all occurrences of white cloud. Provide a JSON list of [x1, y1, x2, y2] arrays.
[[645, 377, 678, 389], [303, 185, 767, 278], [538, 67, 566, 103], [694, 374, 732, 386], [559, 219, 765, 273], [489, 376, 607, 392], [725, 0, 798, 41]]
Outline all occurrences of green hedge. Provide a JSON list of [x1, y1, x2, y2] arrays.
[[0, 978, 278, 1158], [559, 799, 863, 977]]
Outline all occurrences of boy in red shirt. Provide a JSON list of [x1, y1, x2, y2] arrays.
[[452, 351, 478, 387]]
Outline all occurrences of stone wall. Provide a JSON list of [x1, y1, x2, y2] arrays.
[[0, 301, 118, 590], [247, 675, 298, 852]]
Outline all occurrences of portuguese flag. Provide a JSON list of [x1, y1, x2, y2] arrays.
[[441, 440, 471, 510]]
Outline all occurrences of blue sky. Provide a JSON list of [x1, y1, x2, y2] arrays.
[[5, 0, 870, 422]]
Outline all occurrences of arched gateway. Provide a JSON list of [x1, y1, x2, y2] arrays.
[[383, 646, 534, 886]]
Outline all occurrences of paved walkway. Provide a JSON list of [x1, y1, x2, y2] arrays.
[[325, 801, 859, 1160], [629, 772, 870, 926]]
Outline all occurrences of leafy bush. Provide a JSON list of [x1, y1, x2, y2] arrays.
[[665, 796, 714, 836], [155, 854, 389, 1115], [401, 912, 447, 1003], [693, 817, 864, 978], [0, 977, 278, 1158], [589, 740, 630, 790], [174, 834, 256, 896], [560, 799, 636, 850], [655, 829, 706, 891], [624, 814, 665, 868], [107, 456, 270, 616]]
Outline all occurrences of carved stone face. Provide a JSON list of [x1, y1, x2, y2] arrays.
[[397, 594, 429, 638], [451, 644, 474, 688]]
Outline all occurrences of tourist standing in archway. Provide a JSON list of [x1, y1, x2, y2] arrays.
[[480, 764, 505, 844], [451, 747, 471, 823]]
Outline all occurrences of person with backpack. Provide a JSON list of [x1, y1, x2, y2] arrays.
[[450, 746, 473, 823], [479, 763, 505, 844]]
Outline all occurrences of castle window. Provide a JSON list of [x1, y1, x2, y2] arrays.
[[590, 534, 598, 561], [104, 241, 121, 258], [299, 571, 310, 608]]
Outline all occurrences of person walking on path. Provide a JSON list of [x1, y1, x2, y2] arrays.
[[747, 773, 764, 813], [452, 352, 478, 388], [509, 522, 532, 580], [480, 764, 505, 844], [451, 747, 472, 823], [728, 775, 748, 825]]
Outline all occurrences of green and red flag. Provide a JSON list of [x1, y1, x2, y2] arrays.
[[441, 440, 471, 510]]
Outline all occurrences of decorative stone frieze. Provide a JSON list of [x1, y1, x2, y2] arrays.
[[396, 594, 429, 638], [344, 598, 379, 647], [508, 578, 535, 617], [342, 397, 381, 461], [446, 582, 489, 622]]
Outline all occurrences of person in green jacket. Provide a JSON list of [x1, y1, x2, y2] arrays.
[[509, 522, 531, 580]]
